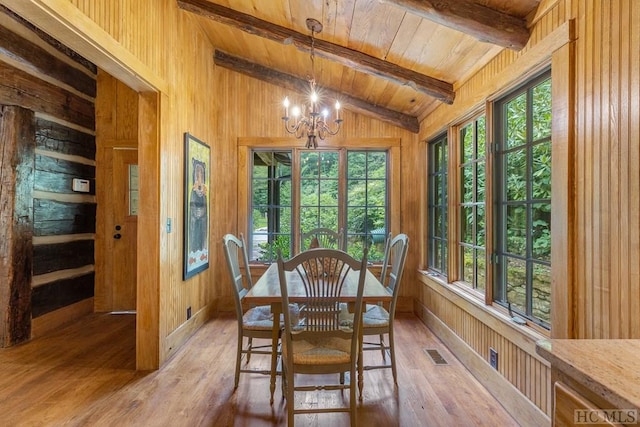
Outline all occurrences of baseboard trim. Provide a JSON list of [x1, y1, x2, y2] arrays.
[[416, 301, 550, 427]]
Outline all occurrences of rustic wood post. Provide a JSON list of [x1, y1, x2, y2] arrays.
[[0, 105, 34, 347]]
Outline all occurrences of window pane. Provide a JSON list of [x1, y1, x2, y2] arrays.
[[301, 179, 319, 205], [369, 207, 386, 230], [506, 150, 526, 201], [461, 165, 473, 203], [280, 180, 291, 205], [476, 162, 485, 202], [532, 203, 551, 261], [532, 263, 551, 324], [505, 93, 527, 148], [461, 123, 474, 163], [506, 256, 527, 313], [461, 206, 473, 243], [347, 207, 365, 232], [320, 151, 339, 177], [300, 207, 317, 230], [432, 239, 441, 270], [477, 116, 486, 157], [252, 179, 268, 205], [461, 246, 474, 284], [532, 141, 552, 200], [434, 208, 442, 238], [533, 79, 552, 140], [506, 205, 526, 255], [300, 152, 319, 177], [318, 207, 339, 230], [476, 250, 486, 291], [367, 179, 385, 198], [320, 180, 338, 201], [347, 152, 366, 178], [476, 205, 485, 246], [368, 152, 387, 178]]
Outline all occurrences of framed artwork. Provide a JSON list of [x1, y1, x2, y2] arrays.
[[183, 132, 210, 280]]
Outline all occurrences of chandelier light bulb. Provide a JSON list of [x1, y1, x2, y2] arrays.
[[310, 92, 318, 103], [292, 106, 301, 117]]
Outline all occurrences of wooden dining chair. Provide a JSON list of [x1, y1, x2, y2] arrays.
[[222, 233, 283, 403], [361, 233, 409, 384], [300, 227, 344, 251], [277, 248, 367, 427]]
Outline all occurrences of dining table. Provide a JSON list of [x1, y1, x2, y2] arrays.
[[243, 261, 391, 403]]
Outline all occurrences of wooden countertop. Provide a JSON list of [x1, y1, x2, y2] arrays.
[[536, 339, 640, 410]]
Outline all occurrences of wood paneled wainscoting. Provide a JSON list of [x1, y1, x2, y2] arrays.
[[417, 273, 551, 427]]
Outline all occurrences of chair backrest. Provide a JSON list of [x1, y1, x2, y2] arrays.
[[380, 233, 409, 316], [222, 233, 253, 321], [277, 248, 367, 342], [300, 227, 344, 252]]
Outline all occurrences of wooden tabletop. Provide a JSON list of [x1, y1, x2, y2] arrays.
[[245, 262, 391, 305], [536, 339, 640, 410]]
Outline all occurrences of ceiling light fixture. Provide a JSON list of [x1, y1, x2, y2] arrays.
[[282, 18, 343, 149]]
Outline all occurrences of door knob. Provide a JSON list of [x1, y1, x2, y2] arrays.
[[114, 233, 122, 239]]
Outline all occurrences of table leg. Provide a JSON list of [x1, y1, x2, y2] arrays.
[[269, 303, 282, 404]]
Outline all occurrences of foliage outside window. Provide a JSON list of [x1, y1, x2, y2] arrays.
[[459, 115, 487, 291], [427, 134, 448, 275], [250, 149, 388, 262], [494, 71, 552, 328]]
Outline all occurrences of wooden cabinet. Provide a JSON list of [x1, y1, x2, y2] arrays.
[[537, 340, 640, 427], [554, 381, 624, 426]]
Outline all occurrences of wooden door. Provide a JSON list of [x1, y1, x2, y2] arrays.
[[108, 148, 138, 311]]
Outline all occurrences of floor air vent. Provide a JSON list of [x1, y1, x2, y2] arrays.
[[424, 348, 448, 365]]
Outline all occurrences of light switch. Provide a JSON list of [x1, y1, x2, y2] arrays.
[[166, 218, 172, 233], [72, 178, 90, 192]]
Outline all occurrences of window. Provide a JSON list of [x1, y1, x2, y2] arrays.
[[427, 133, 448, 275], [250, 148, 389, 262], [458, 115, 486, 291], [493, 71, 552, 328], [345, 151, 388, 260], [250, 151, 292, 261], [426, 68, 552, 329]]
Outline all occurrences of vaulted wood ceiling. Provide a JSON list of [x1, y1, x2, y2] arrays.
[[178, 0, 541, 132]]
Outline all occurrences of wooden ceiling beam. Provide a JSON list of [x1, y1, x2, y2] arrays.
[[214, 50, 420, 133], [381, 0, 530, 50], [177, 0, 454, 104]]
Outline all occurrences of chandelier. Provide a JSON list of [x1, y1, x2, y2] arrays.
[[282, 18, 343, 149]]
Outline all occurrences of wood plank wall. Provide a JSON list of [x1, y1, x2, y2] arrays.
[[58, 0, 218, 363], [0, 7, 97, 339], [416, 0, 640, 422]]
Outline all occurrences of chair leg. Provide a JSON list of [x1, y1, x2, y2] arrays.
[[286, 368, 294, 426], [246, 337, 253, 363], [234, 331, 243, 389], [350, 366, 357, 427], [389, 328, 397, 384], [378, 334, 386, 359]]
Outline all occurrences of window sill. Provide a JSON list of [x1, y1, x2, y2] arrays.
[[418, 270, 549, 362]]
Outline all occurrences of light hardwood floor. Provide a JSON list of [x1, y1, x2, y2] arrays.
[[0, 312, 520, 426]]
